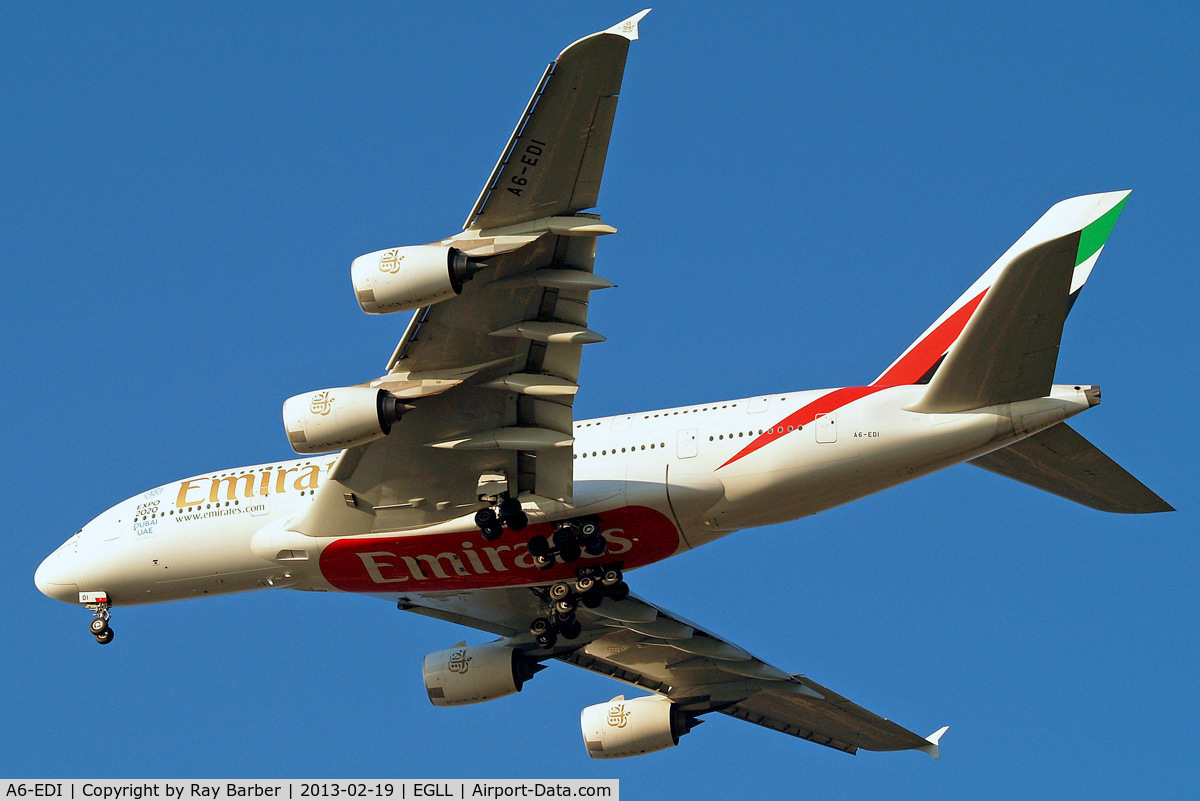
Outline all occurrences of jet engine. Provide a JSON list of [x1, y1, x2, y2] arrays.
[[352, 245, 484, 314], [579, 695, 700, 759], [282, 386, 409, 454], [422, 641, 544, 707]]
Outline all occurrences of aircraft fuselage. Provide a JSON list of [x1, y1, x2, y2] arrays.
[[36, 383, 1095, 609]]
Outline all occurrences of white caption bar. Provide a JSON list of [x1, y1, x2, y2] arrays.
[[0, 783, 618, 801]]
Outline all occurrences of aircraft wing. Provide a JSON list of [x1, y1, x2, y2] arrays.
[[462, 10, 649, 231], [289, 13, 646, 539], [397, 586, 946, 757]]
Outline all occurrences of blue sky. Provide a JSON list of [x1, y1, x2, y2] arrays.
[[3, 1, 1197, 797]]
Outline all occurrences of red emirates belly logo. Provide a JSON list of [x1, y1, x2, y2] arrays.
[[318, 506, 681, 593]]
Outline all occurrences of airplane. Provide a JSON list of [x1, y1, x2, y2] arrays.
[[35, 10, 1171, 760]]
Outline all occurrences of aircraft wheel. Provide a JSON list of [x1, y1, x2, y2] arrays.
[[581, 587, 605, 609], [549, 582, 572, 601], [582, 535, 607, 556], [561, 542, 582, 563], [535, 630, 558, 649], [552, 528, 576, 551], [575, 575, 597, 595], [481, 523, 503, 541], [553, 607, 576, 626], [527, 535, 550, 557], [505, 511, 529, 532], [530, 617, 552, 637], [554, 598, 577, 616], [474, 508, 497, 528], [579, 519, 601, 539], [601, 567, 623, 587], [606, 581, 630, 602], [560, 619, 582, 640], [89, 618, 110, 635], [533, 554, 555, 571], [94, 628, 114, 645]]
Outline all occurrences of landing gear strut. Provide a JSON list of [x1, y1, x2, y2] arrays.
[[83, 595, 114, 645], [529, 566, 628, 649]]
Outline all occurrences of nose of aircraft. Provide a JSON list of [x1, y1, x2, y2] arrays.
[[35, 545, 80, 603]]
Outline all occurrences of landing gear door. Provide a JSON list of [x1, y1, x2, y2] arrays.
[[677, 429, 698, 459], [815, 413, 837, 444]]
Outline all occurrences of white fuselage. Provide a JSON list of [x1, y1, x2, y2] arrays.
[[35, 384, 1095, 608]]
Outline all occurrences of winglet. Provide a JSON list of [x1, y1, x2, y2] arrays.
[[605, 9, 651, 41], [918, 725, 949, 759]]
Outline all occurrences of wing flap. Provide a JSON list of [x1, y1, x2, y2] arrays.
[[970, 423, 1173, 513]]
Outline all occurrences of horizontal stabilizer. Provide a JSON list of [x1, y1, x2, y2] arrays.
[[970, 423, 1173, 513]]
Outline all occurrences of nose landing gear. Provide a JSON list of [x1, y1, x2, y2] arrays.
[[82, 593, 114, 645]]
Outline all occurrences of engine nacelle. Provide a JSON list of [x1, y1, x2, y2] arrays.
[[351, 245, 483, 314], [579, 695, 698, 759], [282, 386, 408, 454], [422, 641, 543, 707]]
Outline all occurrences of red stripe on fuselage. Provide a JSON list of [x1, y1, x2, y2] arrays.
[[718, 289, 988, 470], [717, 385, 886, 470]]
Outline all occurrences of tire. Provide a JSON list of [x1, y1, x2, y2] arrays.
[[560, 619, 582, 640], [553, 607, 576, 625], [579, 519, 601, 538], [89, 618, 110, 635], [581, 587, 605, 609], [481, 523, 503, 541], [549, 582, 572, 601], [533, 555, 555, 571], [505, 510, 529, 532], [498, 497, 522, 517], [474, 508, 497, 528], [552, 528, 575, 551], [535, 630, 557, 649], [554, 598, 577, 615], [583, 535, 607, 556], [530, 617, 551, 636], [601, 568, 622, 587], [575, 575, 596, 594], [606, 581, 630, 602], [527, 535, 550, 557], [94, 628, 114, 645], [560, 542, 582, 563]]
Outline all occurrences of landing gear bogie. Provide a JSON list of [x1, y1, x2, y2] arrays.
[[474, 495, 529, 541]]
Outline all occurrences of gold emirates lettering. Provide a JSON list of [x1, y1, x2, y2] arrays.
[[175, 464, 322, 508]]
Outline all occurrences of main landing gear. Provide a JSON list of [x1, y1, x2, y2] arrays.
[[529, 566, 629, 649], [84, 596, 114, 645], [474, 503, 608, 572], [527, 517, 607, 570], [474, 496, 528, 541]]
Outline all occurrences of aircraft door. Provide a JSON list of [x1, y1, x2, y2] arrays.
[[815, 412, 837, 443], [677, 429, 697, 458]]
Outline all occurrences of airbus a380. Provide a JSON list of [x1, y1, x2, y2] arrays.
[[36, 11, 1170, 760]]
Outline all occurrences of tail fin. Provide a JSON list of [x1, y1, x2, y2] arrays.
[[872, 192, 1130, 413]]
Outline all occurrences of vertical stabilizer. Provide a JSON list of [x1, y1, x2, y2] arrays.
[[870, 193, 1129, 414]]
